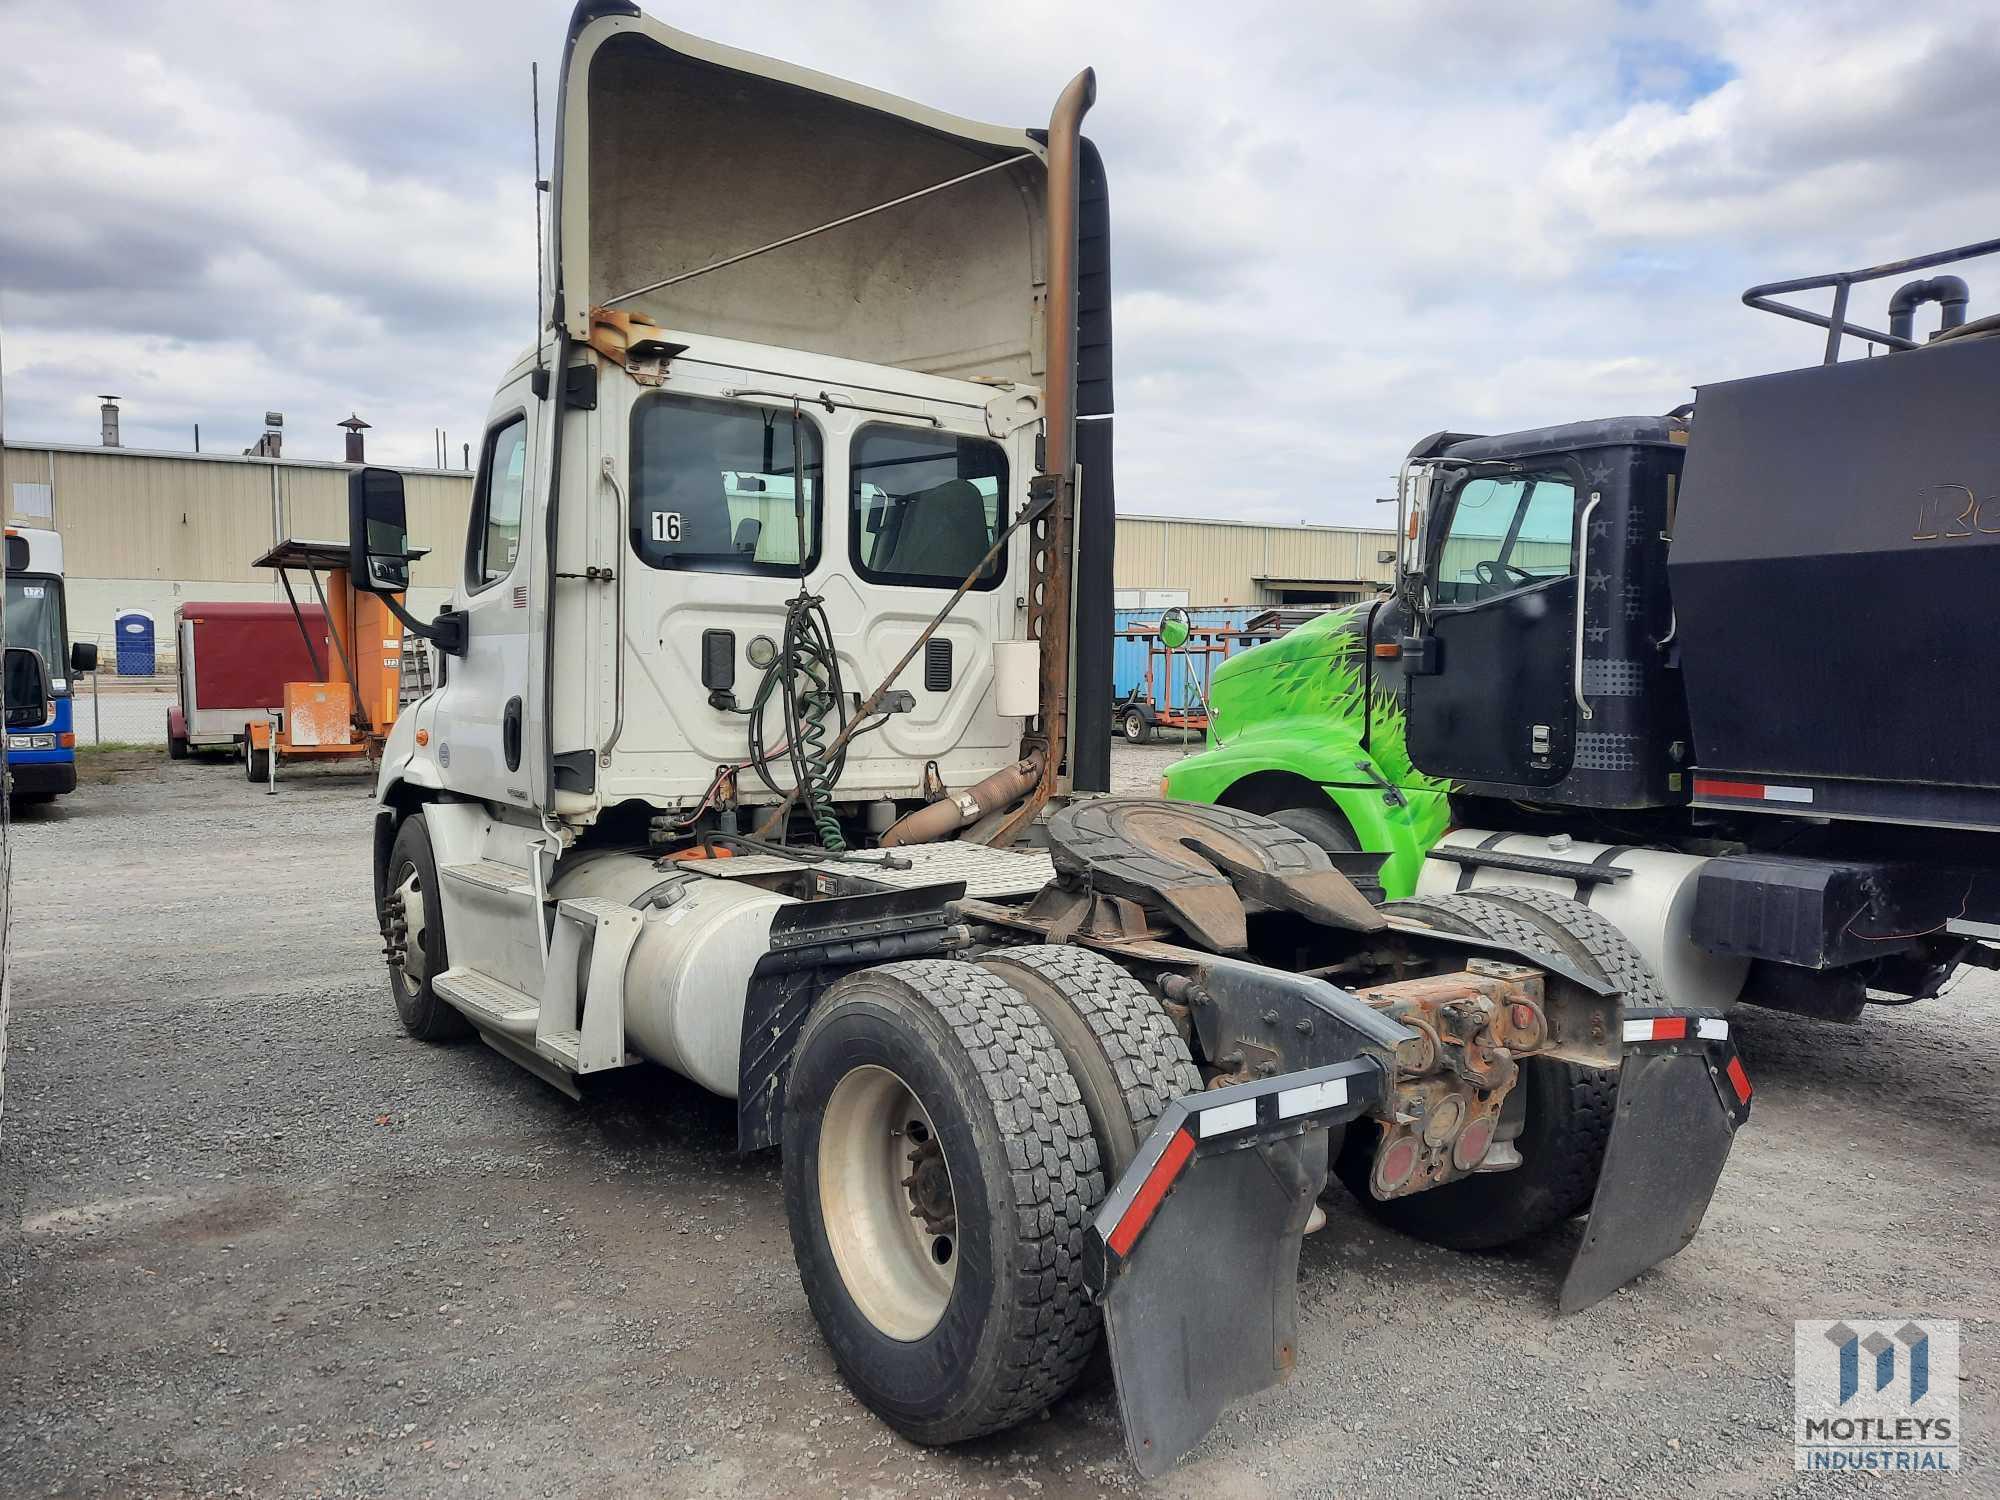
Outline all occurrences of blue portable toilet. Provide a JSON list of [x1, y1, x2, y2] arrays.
[[113, 608, 156, 676]]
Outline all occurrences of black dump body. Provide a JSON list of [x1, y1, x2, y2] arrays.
[[1670, 334, 2000, 830]]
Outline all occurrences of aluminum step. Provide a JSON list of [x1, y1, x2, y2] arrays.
[[537, 898, 643, 1075], [439, 860, 535, 899], [433, 967, 538, 1032], [538, 1027, 582, 1067]]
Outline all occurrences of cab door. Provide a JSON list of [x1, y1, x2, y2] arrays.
[[1405, 466, 1581, 787], [428, 387, 536, 809]]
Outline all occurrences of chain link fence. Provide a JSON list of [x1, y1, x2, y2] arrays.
[[74, 677, 172, 746]]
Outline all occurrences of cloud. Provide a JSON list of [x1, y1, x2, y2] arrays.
[[3, 0, 1996, 520]]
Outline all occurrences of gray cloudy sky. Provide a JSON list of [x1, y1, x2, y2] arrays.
[[2, 0, 1996, 526]]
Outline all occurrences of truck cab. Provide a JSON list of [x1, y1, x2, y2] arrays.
[[370, 8, 1109, 832], [390, 332, 1044, 821]]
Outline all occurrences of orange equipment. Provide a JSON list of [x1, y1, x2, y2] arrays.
[[244, 539, 425, 783]]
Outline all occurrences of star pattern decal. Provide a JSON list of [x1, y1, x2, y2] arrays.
[[1586, 624, 1610, 643], [1587, 571, 1609, 593], [1589, 515, 1611, 541]]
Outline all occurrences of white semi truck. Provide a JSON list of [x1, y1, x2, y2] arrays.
[[348, 3, 1755, 1475]]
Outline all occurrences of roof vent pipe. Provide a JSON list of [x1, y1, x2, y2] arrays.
[[98, 395, 121, 447], [1888, 276, 1970, 343], [338, 413, 371, 463]]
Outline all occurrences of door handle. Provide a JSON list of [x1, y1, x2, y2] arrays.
[[503, 695, 523, 772], [1572, 491, 1601, 722]]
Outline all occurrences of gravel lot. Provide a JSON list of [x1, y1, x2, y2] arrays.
[[2, 745, 1992, 1499]]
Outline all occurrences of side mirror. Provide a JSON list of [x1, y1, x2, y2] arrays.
[[348, 466, 412, 594], [69, 641, 99, 675], [1158, 607, 1192, 651], [4, 646, 53, 730]]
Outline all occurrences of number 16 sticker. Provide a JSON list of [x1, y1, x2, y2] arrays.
[[650, 511, 683, 543]]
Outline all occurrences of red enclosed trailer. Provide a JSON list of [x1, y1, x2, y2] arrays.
[[166, 601, 329, 758]]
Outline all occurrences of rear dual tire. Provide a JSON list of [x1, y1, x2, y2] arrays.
[[784, 949, 1200, 1444], [783, 960, 1103, 1444]]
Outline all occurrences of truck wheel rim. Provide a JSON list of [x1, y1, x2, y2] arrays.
[[819, 1064, 956, 1341], [392, 867, 428, 986]]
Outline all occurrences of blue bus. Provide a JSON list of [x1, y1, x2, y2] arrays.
[[4, 527, 95, 804]]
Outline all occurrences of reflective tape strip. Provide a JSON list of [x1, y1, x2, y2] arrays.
[[1693, 777, 1814, 805], [1697, 1017, 1729, 1041], [1198, 1098, 1259, 1137], [1725, 1055, 1753, 1104], [1106, 1128, 1195, 1258], [1278, 1077, 1348, 1119], [1623, 1015, 1696, 1043]]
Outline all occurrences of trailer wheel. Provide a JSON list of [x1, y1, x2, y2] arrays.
[[784, 960, 1101, 1445], [167, 713, 190, 760], [243, 739, 271, 783], [974, 945, 1200, 1175], [1332, 890, 1653, 1249], [1121, 706, 1152, 744], [382, 814, 469, 1042]]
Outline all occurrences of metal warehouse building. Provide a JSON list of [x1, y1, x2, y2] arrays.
[[3, 439, 1392, 652], [1114, 513, 1394, 607], [1, 441, 470, 651]]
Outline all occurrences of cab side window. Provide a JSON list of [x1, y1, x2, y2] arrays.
[[629, 395, 823, 576], [1433, 471, 1576, 605], [468, 416, 529, 588], [849, 425, 1007, 589]]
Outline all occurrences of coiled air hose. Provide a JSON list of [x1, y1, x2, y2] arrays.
[[748, 590, 849, 851], [745, 401, 849, 851]]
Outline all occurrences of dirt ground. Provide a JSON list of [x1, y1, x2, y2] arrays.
[[1, 748, 1993, 1499]]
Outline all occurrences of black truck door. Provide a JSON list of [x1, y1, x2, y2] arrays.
[[1405, 466, 1581, 787]]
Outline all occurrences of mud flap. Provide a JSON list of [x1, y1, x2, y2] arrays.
[[1560, 1007, 1754, 1313], [1086, 1059, 1386, 1477]]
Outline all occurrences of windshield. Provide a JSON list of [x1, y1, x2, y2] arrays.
[[5, 573, 69, 690]]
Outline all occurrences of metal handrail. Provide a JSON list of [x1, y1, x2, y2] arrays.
[[1572, 492, 1601, 723], [1742, 237, 2000, 364]]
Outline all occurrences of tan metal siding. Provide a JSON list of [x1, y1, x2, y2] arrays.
[[3, 445, 473, 590], [1113, 515, 1397, 604], [10, 442, 1410, 623]]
